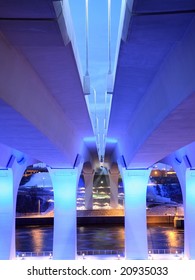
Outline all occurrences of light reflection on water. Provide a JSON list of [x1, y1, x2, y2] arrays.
[[16, 225, 53, 252], [16, 224, 184, 252], [147, 224, 184, 250], [77, 225, 125, 250]]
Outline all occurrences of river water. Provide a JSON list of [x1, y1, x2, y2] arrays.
[[16, 224, 184, 253]]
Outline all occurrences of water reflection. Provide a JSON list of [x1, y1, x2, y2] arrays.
[[147, 224, 184, 250], [77, 225, 124, 250], [16, 225, 53, 252], [31, 227, 44, 253], [16, 224, 184, 253], [165, 228, 184, 249]]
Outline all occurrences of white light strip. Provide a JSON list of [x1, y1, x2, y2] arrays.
[[104, 118, 107, 130], [108, 0, 111, 74], [85, 0, 89, 75], [96, 117, 99, 131], [104, 91, 108, 130]]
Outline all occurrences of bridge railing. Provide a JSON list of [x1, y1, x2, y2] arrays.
[[77, 250, 124, 256], [16, 248, 184, 258], [16, 251, 52, 258], [148, 248, 183, 255]]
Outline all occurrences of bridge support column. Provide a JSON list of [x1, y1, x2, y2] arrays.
[[163, 154, 195, 259], [109, 173, 119, 208], [121, 168, 151, 259], [83, 172, 94, 209], [0, 169, 14, 260], [82, 162, 94, 210], [0, 155, 29, 259], [109, 169, 120, 208], [48, 168, 80, 259], [185, 169, 195, 259], [109, 163, 120, 208]]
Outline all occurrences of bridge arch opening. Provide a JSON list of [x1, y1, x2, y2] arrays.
[[147, 163, 184, 256], [15, 161, 184, 259], [15, 163, 54, 256]]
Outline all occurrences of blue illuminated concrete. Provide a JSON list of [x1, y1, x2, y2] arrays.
[[121, 168, 151, 259], [0, 169, 14, 260], [185, 169, 195, 259], [1, 0, 195, 261], [108, 11, 195, 169], [48, 168, 80, 260], [163, 146, 195, 259], [66, 0, 125, 159], [0, 154, 30, 260]]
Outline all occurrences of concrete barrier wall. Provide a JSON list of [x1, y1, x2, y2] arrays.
[[147, 215, 175, 224]]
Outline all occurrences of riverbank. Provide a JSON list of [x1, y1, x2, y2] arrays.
[[16, 215, 177, 227]]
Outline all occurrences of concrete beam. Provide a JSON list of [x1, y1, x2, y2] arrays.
[[0, 33, 82, 167], [122, 18, 195, 168]]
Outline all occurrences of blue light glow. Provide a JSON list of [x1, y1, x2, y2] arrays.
[[48, 168, 79, 260], [66, 0, 125, 161], [122, 168, 151, 259], [185, 169, 195, 259], [0, 169, 14, 259]]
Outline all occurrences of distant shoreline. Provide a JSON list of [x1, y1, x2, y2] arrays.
[[16, 215, 178, 227]]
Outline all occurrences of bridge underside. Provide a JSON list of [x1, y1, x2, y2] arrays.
[[1, 0, 195, 261], [0, 0, 195, 169]]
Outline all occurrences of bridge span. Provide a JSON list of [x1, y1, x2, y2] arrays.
[[0, 0, 195, 259]]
